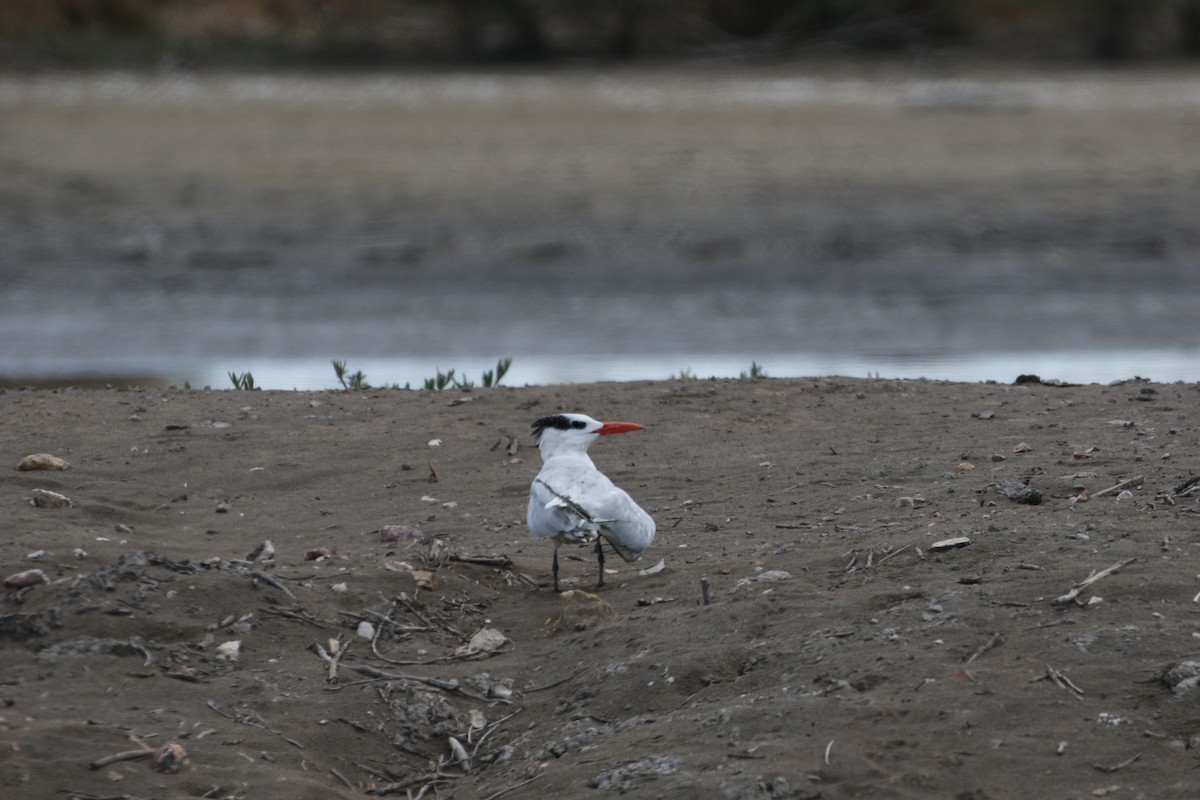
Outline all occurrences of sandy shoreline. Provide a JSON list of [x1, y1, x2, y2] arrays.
[[3, 377, 1200, 798]]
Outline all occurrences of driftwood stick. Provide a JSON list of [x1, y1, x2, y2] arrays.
[[1092, 475, 1144, 499], [249, 568, 297, 600], [470, 709, 522, 755], [346, 664, 509, 704], [348, 607, 432, 634], [526, 666, 587, 693], [349, 664, 458, 690], [330, 767, 355, 790], [1095, 752, 1141, 773], [449, 554, 513, 567], [481, 775, 542, 800], [89, 748, 154, 769], [328, 639, 350, 682], [1040, 664, 1085, 698], [367, 775, 454, 797], [964, 632, 1002, 664], [310, 641, 333, 667], [876, 543, 913, 565], [1051, 558, 1137, 605]]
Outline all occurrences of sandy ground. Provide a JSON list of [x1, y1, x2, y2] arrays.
[[3, 377, 1200, 799]]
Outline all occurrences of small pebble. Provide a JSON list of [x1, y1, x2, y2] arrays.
[[756, 570, 792, 582], [153, 742, 188, 774], [3, 569, 48, 589], [31, 489, 72, 508], [215, 641, 241, 661], [930, 537, 972, 552], [17, 453, 71, 471]]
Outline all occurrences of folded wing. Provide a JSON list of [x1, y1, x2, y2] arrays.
[[528, 464, 655, 562]]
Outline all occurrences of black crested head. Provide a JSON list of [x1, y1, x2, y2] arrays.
[[532, 414, 587, 443]]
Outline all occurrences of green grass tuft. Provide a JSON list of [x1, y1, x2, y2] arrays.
[[739, 361, 767, 379], [228, 371, 256, 390]]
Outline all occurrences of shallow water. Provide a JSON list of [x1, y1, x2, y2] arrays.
[[3, 255, 1198, 389], [7, 231, 1200, 387], [4, 70, 1199, 389], [95, 349, 1200, 390]]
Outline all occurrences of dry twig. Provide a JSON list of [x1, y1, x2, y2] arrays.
[[328, 638, 350, 681], [247, 568, 296, 600], [526, 666, 587, 693], [875, 543, 913, 565], [449, 554, 513, 567], [1095, 752, 1141, 773], [345, 664, 510, 704], [964, 632, 1002, 664], [481, 775, 542, 800], [259, 605, 324, 627], [1092, 475, 1144, 498], [88, 748, 154, 769], [1051, 558, 1137, 605], [1038, 664, 1085, 698]]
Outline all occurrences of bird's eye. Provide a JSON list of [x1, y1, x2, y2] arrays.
[[571, 420, 587, 429]]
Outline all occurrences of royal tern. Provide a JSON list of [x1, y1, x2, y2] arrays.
[[527, 413, 655, 592]]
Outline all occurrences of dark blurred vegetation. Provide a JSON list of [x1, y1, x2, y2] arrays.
[[2, 0, 1200, 67]]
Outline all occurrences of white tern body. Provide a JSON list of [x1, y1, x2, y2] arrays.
[[526, 413, 655, 591]]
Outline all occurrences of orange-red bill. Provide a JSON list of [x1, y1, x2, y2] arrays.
[[596, 421, 645, 435]]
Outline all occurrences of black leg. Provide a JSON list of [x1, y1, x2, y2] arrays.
[[595, 540, 605, 588], [552, 543, 560, 593]]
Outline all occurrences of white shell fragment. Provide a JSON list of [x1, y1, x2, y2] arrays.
[[3, 569, 48, 589], [929, 537, 972, 552], [639, 558, 666, 576], [412, 570, 438, 590], [245, 540, 274, 562], [356, 621, 376, 640], [756, 570, 792, 582], [380, 525, 424, 544], [31, 489, 72, 508], [454, 627, 509, 658], [215, 640, 241, 661]]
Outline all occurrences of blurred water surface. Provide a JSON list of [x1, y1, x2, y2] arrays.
[[2, 70, 1198, 389]]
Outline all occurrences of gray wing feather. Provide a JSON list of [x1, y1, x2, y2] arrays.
[[528, 464, 655, 561]]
